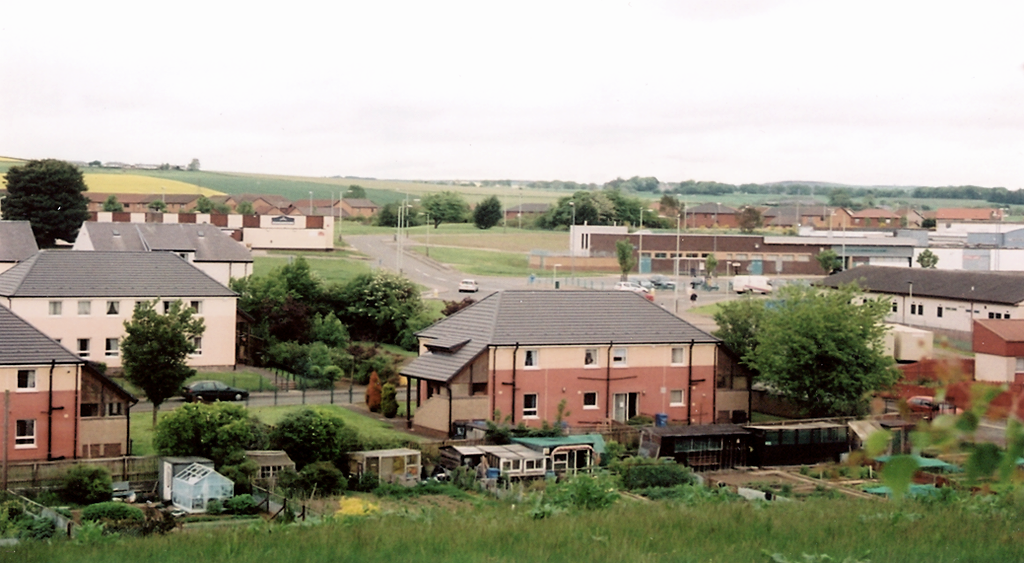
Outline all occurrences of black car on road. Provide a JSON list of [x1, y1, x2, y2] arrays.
[[182, 380, 249, 402]]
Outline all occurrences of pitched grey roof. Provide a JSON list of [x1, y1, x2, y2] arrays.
[[0, 221, 39, 262], [817, 266, 1024, 305], [79, 222, 252, 263], [688, 203, 737, 215], [0, 305, 83, 365], [402, 290, 718, 383], [0, 250, 237, 298]]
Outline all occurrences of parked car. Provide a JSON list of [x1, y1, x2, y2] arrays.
[[905, 395, 960, 419], [614, 281, 655, 301], [182, 380, 249, 402], [458, 279, 479, 293], [649, 275, 676, 290]]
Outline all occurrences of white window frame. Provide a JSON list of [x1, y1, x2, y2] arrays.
[[190, 300, 202, 314], [671, 347, 687, 365], [17, 369, 36, 391], [670, 389, 685, 407], [15, 419, 35, 448], [523, 393, 538, 418], [78, 300, 91, 316], [106, 300, 120, 315], [584, 348, 598, 367], [105, 338, 119, 357], [77, 338, 90, 358], [192, 337, 203, 356], [612, 347, 627, 367], [1016, 358, 1024, 373], [524, 349, 539, 369], [583, 391, 598, 410], [48, 301, 62, 316]]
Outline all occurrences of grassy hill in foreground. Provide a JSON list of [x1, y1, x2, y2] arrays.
[[12, 496, 1023, 562]]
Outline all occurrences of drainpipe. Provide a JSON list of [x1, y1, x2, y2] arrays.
[[605, 341, 614, 419], [509, 343, 520, 424], [47, 360, 65, 461], [447, 383, 453, 438], [73, 364, 80, 459], [489, 346, 496, 418], [712, 344, 718, 424], [687, 340, 694, 425]]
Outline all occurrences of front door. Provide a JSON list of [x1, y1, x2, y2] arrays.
[[613, 393, 638, 423]]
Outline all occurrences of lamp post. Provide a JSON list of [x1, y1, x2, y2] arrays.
[[674, 214, 681, 313], [309, 191, 313, 216], [553, 263, 562, 288], [569, 201, 576, 281]]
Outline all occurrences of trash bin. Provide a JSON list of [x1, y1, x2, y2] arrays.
[[655, 413, 669, 427], [555, 281, 560, 289], [486, 468, 500, 479]]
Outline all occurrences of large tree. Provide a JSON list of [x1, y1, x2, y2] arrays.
[[736, 206, 762, 233], [154, 402, 268, 467], [616, 239, 636, 281], [121, 299, 205, 426], [473, 195, 503, 229], [102, 195, 124, 212], [2, 159, 91, 247], [715, 284, 899, 416], [335, 271, 427, 348], [422, 191, 469, 227], [916, 249, 939, 269], [270, 407, 359, 470]]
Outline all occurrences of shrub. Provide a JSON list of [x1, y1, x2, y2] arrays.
[[617, 458, 694, 490], [281, 462, 347, 498], [60, 464, 112, 505], [206, 499, 223, 515], [18, 517, 55, 541], [353, 472, 381, 493], [82, 502, 144, 523], [366, 371, 382, 412], [270, 407, 359, 469], [225, 494, 259, 515], [381, 383, 398, 418], [627, 414, 654, 426], [544, 473, 619, 511]]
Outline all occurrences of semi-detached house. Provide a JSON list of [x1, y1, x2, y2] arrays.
[[401, 290, 739, 438], [0, 250, 238, 369]]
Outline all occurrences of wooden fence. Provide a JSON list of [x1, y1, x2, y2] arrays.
[[3, 456, 159, 489]]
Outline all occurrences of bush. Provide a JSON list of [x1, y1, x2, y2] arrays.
[[627, 414, 654, 426], [366, 371, 382, 412], [18, 517, 55, 541], [543, 473, 619, 511], [60, 464, 112, 505], [281, 462, 347, 498], [617, 458, 694, 490], [82, 502, 144, 523], [381, 383, 398, 418], [225, 494, 259, 515], [206, 499, 223, 515], [352, 471, 381, 493], [270, 407, 359, 469]]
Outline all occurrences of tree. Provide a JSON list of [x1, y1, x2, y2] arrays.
[[381, 383, 398, 418], [187, 158, 200, 171], [336, 271, 427, 347], [659, 194, 680, 217], [195, 195, 214, 213], [705, 254, 718, 276], [616, 239, 636, 281], [60, 465, 112, 505], [816, 249, 843, 274], [916, 249, 939, 269], [270, 407, 359, 469], [148, 199, 168, 213], [473, 195, 504, 230], [737, 206, 762, 233], [375, 203, 399, 227], [121, 299, 205, 426], [422, 191, 470, 227], [236, 201, 255, 215], [102, 195, 124, 212], [828, 188, 855, 209], [731, 284, 900, 416], [88, 160, 102, 167], [366, 371, 382, 412], [344, 185, 367, 199], [2, 159, 91, 247], [153, 402, 268, 467], [712, 297, 768, 364]]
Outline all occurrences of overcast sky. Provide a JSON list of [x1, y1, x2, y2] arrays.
[[2, 1, 1022, 187]]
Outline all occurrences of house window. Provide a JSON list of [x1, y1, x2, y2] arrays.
[[106, 301, 120, 315], [524, 349, 538, 368], [78, 300, 91, 315], [891, 302, 898, 313], [106, 338, 119, 357], [936, 307, 942, 318], [15, 419, 35, 448], [108, 402, 123, 416], [612, 348, 627, 366], [80, 403, 100, 417], [917, 305, 924, 316], [671, 347, 686, 365], [48, 301, 62, 316], [1017, 358, 1024, 373], [670, 389, 684, 406], [17, 370, 36, 390], [192, 337, 203, 355], [523, 394, 538, 418], [190, 300, 202, 314], [654, 252, 667, 259], [77, 338, 90, 358], [163, 301, 173, 314], [910, 304, 917, 315], [584, 348, 598, 367], [583, 392, 598, 410]]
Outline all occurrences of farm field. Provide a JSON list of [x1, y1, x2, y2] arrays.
[[13, 496, 1024, 562], [82, 173, 223, 196]]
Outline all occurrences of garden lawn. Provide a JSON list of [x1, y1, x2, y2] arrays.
[[252, 254, 372, 285]]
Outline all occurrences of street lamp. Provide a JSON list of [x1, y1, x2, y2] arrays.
[[569, 201, 576, 281], [553, 263, 562, 288]]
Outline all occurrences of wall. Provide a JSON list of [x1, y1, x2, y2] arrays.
[[0, 364, 79, 462], [413, 395, 490, 437], [975, 353, 1014, 383]]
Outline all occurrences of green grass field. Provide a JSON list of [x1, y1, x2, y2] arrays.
[[14, 496, 1024, 562]]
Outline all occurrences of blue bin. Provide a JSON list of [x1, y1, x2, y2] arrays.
[[655, 413, 669, 427], [486, 467, 500, 479]]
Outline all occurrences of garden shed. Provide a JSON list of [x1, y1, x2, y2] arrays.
[[437, 444, 546, 480], [170, 462, 235, 513], [347, 448, 422, 486], [512, 434, 605, 475], [641, 424, 750, 471], [159, 456, 214, 502], [246, 450, 296, 485]]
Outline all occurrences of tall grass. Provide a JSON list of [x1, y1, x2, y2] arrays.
[[13, 498, 1024, 562]]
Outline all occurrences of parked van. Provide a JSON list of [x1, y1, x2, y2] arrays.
[[732, 275, 772, 294]]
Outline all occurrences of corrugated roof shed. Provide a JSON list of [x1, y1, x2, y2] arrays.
[[817, 265, 1024, 305], [0, 250, 237, 298]]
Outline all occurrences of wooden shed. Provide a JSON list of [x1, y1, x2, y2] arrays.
[[347, 448, 422, 486], [641, 424, 750, 471], [746, 419, 851, 466], [246, 450, 297, 486], [438, 444, 546, 480]]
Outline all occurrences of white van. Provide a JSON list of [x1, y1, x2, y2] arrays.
[[732, 275, 772, 294]]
